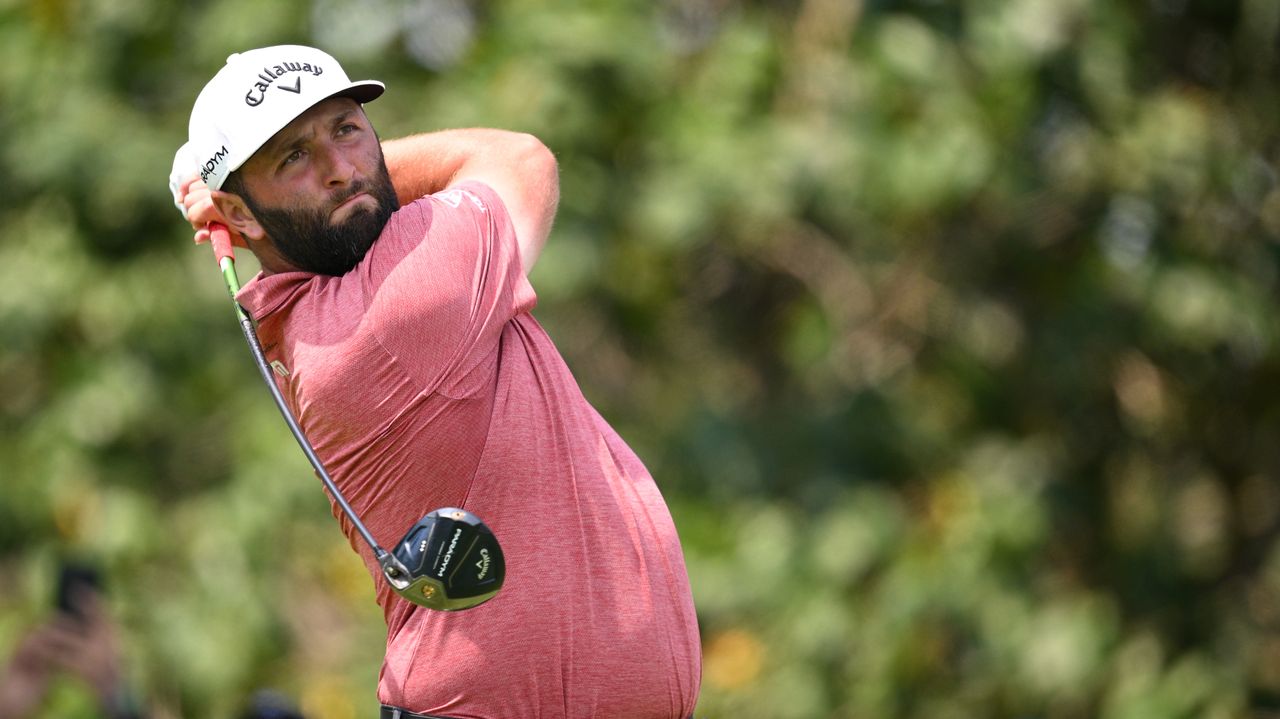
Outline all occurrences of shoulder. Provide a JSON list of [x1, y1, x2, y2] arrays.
[[434, 181, 508, 217], [381, 181, 507, 235]]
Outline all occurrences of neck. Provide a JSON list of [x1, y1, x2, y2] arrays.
[[248, 237, 299, 276]]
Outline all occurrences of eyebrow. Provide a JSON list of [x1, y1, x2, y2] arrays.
[[264, 108, 359, 162]]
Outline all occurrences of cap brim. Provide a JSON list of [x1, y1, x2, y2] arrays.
[[333, 80, 384, 105]]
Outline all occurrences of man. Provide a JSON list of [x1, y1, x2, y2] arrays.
[[0, 573, 140, 719], [169, 45, 701, 718]]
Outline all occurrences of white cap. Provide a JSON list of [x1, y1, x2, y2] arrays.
[[171, 45, 384, 201]]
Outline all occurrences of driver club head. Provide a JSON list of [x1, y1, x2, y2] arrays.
[[380, 507, 505, 611]]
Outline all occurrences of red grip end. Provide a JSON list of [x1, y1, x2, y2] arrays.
[[209, 222, 235, 264]]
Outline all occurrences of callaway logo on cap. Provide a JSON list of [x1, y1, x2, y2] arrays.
[[171, 45, 384, 198]]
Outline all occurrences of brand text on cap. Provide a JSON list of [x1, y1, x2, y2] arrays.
[[201, 145, 230, 183], [245, 61, 325, 107]]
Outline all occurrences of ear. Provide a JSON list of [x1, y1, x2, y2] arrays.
[[212, 191, 266, 242]]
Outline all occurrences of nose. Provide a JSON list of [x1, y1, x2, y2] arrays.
[[317, 142, 356, 189]]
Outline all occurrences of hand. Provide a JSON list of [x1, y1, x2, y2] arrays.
[[175, 173, 248, 248], [0, 591, 130, 719], [0, 619, 81, 719], [52, 589, 123, 711]]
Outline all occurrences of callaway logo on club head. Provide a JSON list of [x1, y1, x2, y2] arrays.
[[244, 61, 324, 107], [475, 548, 491, 580]]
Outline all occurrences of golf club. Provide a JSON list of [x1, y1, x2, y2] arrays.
[[205, 222, 504, 611]]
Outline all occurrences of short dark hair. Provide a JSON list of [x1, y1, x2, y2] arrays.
[[221, 169, 248, 200]]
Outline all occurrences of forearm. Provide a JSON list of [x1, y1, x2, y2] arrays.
[[383, 129, 538, 204], [381, 128, 559, 271]]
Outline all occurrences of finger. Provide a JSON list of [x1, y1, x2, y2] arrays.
[[183, 190, 212, 217], [24, 621, 83, 659], [10, 627, 62, 666], [179, 174, 205, 198], [194, 228, 211, 245], [181, 182, 213, 214], [185, 197, 222, 230], [173, 174, 202, 217]]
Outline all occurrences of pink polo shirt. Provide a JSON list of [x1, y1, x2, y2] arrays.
[[236, 182, 701, 718]]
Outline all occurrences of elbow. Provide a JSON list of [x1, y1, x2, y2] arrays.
[[508, 133, 559, 271], [515, 133, 559, 197], [516, 133, 559, 223]]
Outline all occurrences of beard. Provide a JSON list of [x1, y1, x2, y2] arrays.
[[244, 159, 400, 276]]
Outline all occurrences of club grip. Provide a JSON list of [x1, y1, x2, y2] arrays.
[[208, 222, 235, 265]]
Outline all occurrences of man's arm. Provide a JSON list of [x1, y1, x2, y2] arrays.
[[382, 129, 560, 274]]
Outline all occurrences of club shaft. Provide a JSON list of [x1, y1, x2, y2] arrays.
[[217, 255, 388, 560]]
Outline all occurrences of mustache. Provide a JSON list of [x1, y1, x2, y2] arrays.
[[329, 181, 373, 209]]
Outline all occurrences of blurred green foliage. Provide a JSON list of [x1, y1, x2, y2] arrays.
[[2, 0, 1279, 717]]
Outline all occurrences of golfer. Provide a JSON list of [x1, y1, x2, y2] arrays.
[[169, 45, 701, 718]]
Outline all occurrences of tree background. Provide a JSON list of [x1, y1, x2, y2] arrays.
[[2, 0, 1279, 717]]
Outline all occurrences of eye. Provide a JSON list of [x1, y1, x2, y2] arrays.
[[281, 149, 305, 168], [336, 123, 359, 136]]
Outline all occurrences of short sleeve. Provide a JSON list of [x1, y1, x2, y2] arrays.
[[360, 180, 536, 395]]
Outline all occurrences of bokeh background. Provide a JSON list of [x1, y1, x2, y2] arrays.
[[3, 0, 1280, 717]]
